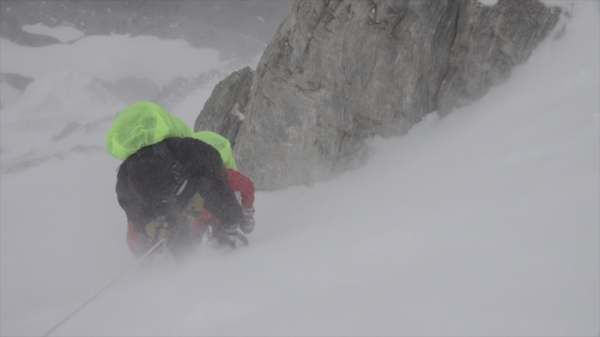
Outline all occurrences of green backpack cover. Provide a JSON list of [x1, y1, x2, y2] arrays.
[[106, 102, 194, 160], [193, 131, 238, 171]]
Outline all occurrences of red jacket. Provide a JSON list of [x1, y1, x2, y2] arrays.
[[225, 168, 255, 208], [126, 168, 255, 255]]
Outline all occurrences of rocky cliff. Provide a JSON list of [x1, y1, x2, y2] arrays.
[[199, 0, 560, 191], [193, 67, 254, 148]]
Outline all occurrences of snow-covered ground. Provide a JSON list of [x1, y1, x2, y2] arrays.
[[1, 2, 598, 336]]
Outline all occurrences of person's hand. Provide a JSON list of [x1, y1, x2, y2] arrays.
[[211, 225, 248, 248], [240, 207, 255, 234], [144, 216, 169, 241]]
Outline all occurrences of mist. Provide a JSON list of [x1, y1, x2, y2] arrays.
[[1, 1, 598, 336]]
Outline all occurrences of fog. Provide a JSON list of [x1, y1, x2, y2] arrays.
[[1, 1, 598, 336]]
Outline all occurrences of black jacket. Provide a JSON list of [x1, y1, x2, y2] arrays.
[[116, 137, 243, 232]]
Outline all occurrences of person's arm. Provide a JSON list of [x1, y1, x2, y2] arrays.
[[169, 138, 243, 230], [226, 168, 255, 234], [226, 168, 255, 208]]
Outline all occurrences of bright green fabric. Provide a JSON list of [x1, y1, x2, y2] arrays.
[[106, 102, 194, 160], [194, 131, 238, 171]]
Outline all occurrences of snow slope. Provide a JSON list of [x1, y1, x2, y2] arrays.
[[1, 2, 598, 336]]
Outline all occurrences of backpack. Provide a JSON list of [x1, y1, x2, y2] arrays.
[[106, 101, 194, 161]]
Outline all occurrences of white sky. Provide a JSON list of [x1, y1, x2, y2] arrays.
[[1, 2, 599, 336]]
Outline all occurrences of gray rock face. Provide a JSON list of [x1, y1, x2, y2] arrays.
[[194, 67, 254, 148], [224, 0, 560, 191], [437, 0, 562, 114]]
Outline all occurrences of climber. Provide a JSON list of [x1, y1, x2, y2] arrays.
[[106, 102, 245, 257]]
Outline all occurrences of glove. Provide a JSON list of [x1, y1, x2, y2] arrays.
[[144, 216, 169, 241], [209, 226, 248, 248], [185, 193, 205, 218], [240, 207, 255, 234], [219, 221, 239, 235]]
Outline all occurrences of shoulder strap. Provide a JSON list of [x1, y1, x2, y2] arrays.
[[151, 141, 190, 197]]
